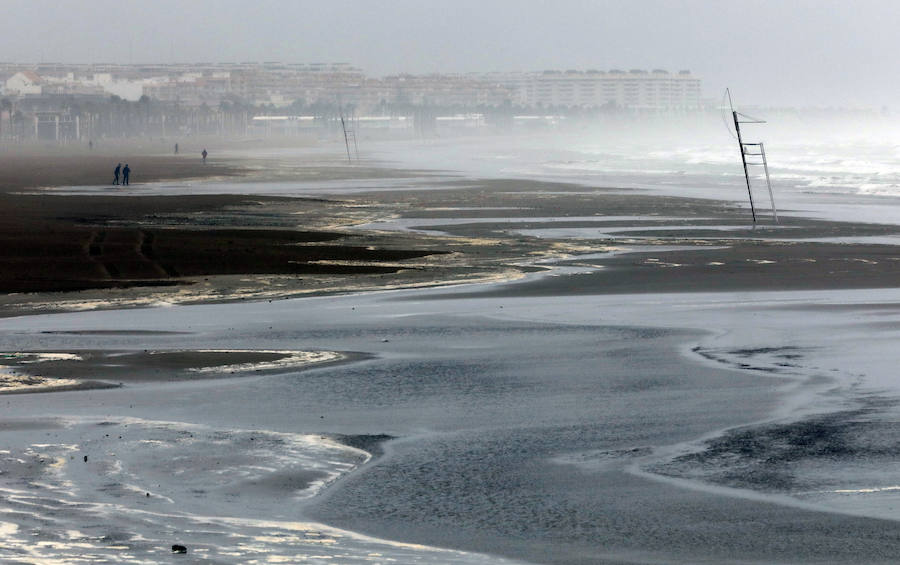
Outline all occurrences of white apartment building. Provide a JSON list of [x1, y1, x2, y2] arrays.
[[493, 69, 702, 110], [1, 64, 702, 112]]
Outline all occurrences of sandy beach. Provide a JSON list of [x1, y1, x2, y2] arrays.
[[1, 149, 897, 314], [2, 138, 900, 564]]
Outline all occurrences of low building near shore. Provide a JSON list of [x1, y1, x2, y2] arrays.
[[5, 71, 43, 96]]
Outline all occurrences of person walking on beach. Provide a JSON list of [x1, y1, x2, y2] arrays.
[[174, 142, 178, 154], [122, 164, 131, 185], [201, 148, 208, 163], [113, 163, 121, 185]]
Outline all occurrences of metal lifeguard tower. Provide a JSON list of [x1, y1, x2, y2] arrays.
[[725, 88, 777, 224], [339, 108, 358, 164]]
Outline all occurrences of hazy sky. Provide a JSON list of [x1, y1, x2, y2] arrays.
[[3, 0, 899, 107]]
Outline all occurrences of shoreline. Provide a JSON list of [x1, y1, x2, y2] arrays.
[[2, 139, 899, 318], [0, 348, 366, 395]]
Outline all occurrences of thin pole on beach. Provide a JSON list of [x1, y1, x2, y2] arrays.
[[726, 88, 777, 224], [732, 107, 757, 224], [760, 142, 778, 223], [340, 111, 352, 164]]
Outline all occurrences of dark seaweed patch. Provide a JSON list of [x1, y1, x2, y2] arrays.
[[692, 345, 808, 375], [650, 397, 900, 492]]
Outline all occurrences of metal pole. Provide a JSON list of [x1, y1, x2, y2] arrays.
[[340, 112, 352, 164], [733, 110, 757, 223], [760, 142, 778, 223]]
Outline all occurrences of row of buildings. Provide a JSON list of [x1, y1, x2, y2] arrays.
[[1, 62, 702, 112], [499, 69, 701, 110]]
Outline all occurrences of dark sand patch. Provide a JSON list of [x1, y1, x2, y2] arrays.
[[41, 330, 191, 335], [0, 181, 513, 315], [0, 221, 439, 293], [332, 434, 397, 458], [0, 349, 359, 393], [0, 377, 118, 395], [0, 418, 64, 431], [760, 302, 900, 312]]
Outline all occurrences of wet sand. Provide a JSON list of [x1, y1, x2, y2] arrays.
[[2, 153, 899, 316], [3, 143, 900, 563], [0, 152, 241, 191], [362, 179, 900, 300], [0, 150, 556, 314]]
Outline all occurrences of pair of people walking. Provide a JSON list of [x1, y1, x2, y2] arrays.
[[113, 163, 131, 186]]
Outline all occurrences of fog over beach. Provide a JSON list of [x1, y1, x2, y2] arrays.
[[3, 2, 900, 564]]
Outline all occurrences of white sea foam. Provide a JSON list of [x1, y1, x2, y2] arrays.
[[0, 417, 522, 564]]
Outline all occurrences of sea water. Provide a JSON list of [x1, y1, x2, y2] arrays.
[[3, 285, 900, 563], [366, 115, 900, 225]]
